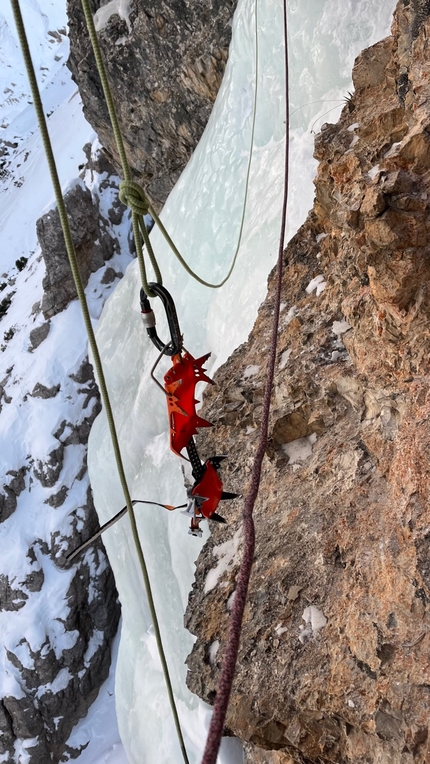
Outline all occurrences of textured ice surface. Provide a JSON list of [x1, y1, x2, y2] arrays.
[[88, 0, 395, 761]]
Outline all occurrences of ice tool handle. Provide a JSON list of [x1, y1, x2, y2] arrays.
[[140, 283, 183, 357]]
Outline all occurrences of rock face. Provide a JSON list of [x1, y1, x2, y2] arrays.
[[36, 157, 123, 318], [66, 0, 237, 210], [185, 2, 430, 762]]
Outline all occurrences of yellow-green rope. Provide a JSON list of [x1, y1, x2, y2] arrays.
[[10, 3, 189, 763], [80, 0, 259, 291]]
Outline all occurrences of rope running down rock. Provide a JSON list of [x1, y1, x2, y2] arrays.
[[201, 0, 290, 760]]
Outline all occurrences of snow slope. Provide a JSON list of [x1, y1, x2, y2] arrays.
[[0, 0, 93, 274]]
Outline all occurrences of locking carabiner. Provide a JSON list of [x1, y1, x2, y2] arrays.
[[140, 283, 183, 357]]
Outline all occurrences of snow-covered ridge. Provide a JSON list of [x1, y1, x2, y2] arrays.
[[0, 3, 132, 746], [0, 135, 133, 760]]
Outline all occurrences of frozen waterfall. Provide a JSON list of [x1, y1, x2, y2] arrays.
[[87, 0, 395, 761]]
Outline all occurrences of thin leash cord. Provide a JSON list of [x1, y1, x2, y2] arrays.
[[201, 0, 290, 761], [66, 500, 188, 563], [79, 0, 259, 292], [10, 3, 190, 762]]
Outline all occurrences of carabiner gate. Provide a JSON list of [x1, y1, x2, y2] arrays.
[[140, 283, 183, 356]]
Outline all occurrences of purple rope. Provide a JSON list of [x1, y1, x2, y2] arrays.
[[200, 2, 290, 762]]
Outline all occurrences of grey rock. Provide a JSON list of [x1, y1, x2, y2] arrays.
[[31, 382, 61, 399], [5, 468, 26, 496], [2, 696, 44, 738], [36, 181, 115, 319], [0, 575, 28, 611], [28, 320, 50, 351], [0, 701, 13, 754], [33, 445, 64, 488], [31, 300, 41, 315], [0, 490, 18, 523], [0, 467, 27, 523], [66, 0, 238, 211], [100, 266, 117, 284], [69, 358, 96, 385], [44, 485, 69, 508]]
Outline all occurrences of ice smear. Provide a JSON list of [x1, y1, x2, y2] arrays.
[[205, 529, 243, 594], [243, 364, 259, 378], [306, 274, 326, 296], [332, 319, 352, 335], [94, 0, 132, 33], [283, 433, 317, 465]]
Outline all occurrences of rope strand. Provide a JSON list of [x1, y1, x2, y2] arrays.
[[79, 0, 259, 292], [10, 3, 189, 762], [201, 0, 290, 760]]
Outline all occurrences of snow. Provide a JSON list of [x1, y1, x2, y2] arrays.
[[283, 433, 317, 465], [275, 624, 288, 636], [305, 274, 326, 296], [94, 1, 132, 34], [299, 605, 327, 643], [204, 529, 243, 594], [243, 364, 259, 378], [0, 0, 395, 761], [368, 163, 380, 180], [209, 640, 220, 666], [332, 319, 352, 335], [279, 348, 291, 370]]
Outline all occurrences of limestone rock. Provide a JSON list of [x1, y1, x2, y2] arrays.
[[66, 0, 237, 210], [37, 180, 115, 319], [0, 467, 27, 523], [28, 320, 50, 351], [30, 382, 60, 399], [185, 2, 430, 762]]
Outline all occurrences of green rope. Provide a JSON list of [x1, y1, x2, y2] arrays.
[[79, 0, 259, 291], [10, 3, 189, 763]]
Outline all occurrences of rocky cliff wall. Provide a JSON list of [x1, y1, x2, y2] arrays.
[[66, 0, 237, 210], [184, 1, 430, 762]]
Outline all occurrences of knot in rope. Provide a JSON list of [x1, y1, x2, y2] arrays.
[[119, 180, 150, 216]]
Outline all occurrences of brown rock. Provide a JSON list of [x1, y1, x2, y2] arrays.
[[184, 2, 430, 762]]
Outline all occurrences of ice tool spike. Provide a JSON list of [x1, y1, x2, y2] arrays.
[[164, 351, 213, 457], [210, 512, 227, 524]]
